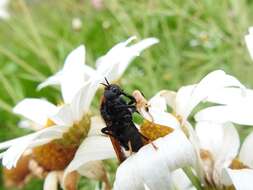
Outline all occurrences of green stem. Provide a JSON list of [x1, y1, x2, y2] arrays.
[[183, 167, 203, 190]]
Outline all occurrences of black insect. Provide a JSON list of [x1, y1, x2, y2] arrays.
[[100, 79, 145, 161]]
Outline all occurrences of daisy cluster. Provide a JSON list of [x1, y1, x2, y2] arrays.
[[1, 29, 253, 190]]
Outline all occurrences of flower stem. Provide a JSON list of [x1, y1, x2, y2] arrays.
[[183, 167, 203, 190]]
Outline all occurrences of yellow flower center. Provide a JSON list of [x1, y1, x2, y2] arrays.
[[33, 114, 91, 171], [3, 155, 31, 187], [32, 142, 78, 171], [229, 159, 249, 170], [140, 120, 174, 141], [45, 118, 55, 128]]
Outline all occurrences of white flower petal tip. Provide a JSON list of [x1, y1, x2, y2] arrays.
[[239, 132, 253, 168], [221, 168, 253, 190], [158, 90, 177, 110], [130, 37, 159, 56], [13, 98, 58, 126], [172, 169, 195, 190], [245, 27, 253, 60], [96, 36, 159, 82], [195, 104, 253, 126], [1, 126, 65, 169], [37, 71, 63, 90], [43, 171, 59, 190], [39, 46, 86, 91], [125, 36, 137, 44], [113, 130, 196, 190], [178, 70, 245, 120], [64, 45, 85, 68]]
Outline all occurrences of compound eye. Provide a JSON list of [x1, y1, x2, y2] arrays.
[[112, 88, 118, 93]]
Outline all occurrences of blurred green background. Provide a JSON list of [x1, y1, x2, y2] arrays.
[[0, 0, 253, 189]]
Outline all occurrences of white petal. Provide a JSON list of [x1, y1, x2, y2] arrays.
[[175, 85, 195, 118], [63, 135, 115, 184], [44, 171, 59, 190], [183, 121, 204, 181], [245, 27, 253, 60], [63, 45, 86, 72], [172, 169, 196, 190], [221, 168, 253, 190], [117, 37, 159, 77], [196, 122, 240, 186], [1, 125, 66, 169], [60, 45, 97, 103], [142, 108, 180, 130], [159, 90, 177, 110], [195, 104, 253, 125], [206, 87, 251, 105], [37, 71, 63, 90], [51, 104, 74, 126], [13, 98, 58, 126], [148, 91, 168, 112], [114, 130, 196, 190], [0, 135, 33, 150], [70, 77, 101, 122], [96, 36, 137, 70], [177, 70, 244, 120], [239, 132, 253, 168], [18, 120, 42, 131], [96, 37, 159, 82], [88, 116, 106, 136], [77, 160, 106, 180], [195, 122, 239, 162]]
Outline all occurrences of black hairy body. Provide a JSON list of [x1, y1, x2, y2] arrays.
[[100, 81, 144, 154]]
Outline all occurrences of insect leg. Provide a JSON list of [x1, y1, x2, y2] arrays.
[[128, 141, 133, 155], [149, 140, 158, 150], [101, 127, 115, 137], [140, 133, 158, 150], [122, 92, 136, 104], [114, 104, 136, 110]]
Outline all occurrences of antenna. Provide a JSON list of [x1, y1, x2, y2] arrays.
[[100, 83, 108, 87], [104, 77, 110, 85]]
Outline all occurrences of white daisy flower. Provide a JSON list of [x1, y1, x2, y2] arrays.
[[195, 121, 253, 190], [135, 70, 244, 157], [136, 70, 244, 130], [0, 36, 159, 189], [115, 70, 244, 190], [0, 79, 115, 189]]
